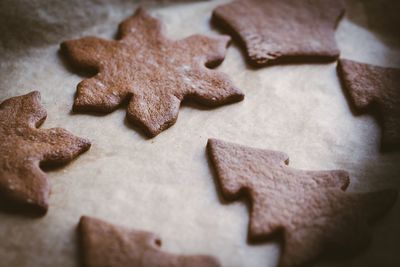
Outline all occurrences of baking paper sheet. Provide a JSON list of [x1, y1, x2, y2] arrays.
[[0, 0, 399, 266]]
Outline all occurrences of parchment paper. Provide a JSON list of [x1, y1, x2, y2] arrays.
[[0, 1, 399, 267]]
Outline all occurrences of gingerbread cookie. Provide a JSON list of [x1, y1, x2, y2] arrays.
[[212, 0, 345, 66], [79, 216, 221, 267], [207, 138, 397, 267], [338, 59, 400, 150], [0, 91, 90, 215], [61, 7, 244, 137]]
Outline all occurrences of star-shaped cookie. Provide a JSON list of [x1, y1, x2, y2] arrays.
[[0, 91, 91, 215], [213, 0, 345, 66], [61, 7, 244, 137], [207, 138, 397, 267], [79, 216, 221, 267], [338, 59, 400, 150]]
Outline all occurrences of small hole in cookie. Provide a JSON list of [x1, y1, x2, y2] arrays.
[[155, 238, 162, 247]]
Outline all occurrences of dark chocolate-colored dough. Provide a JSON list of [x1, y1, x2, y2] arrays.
[[207, 138, 397, 267], [0, 91, 90, 215], [61, 7, 244, 137], [79, 216, 221, 267], [338, 59, 400, 150], [213, 0, 345, 66]]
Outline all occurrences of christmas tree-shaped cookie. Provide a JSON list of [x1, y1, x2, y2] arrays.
[[207, 138, 397, 267], [338, 59, 400, 150]]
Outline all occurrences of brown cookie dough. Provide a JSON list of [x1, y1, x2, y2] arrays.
[[61, 7, 244, 137], [337, 59, 400, 150], [0, 91, 90, 216], [212, 0, 345, 66], [207, 138, 397, 267], [79, 216, 221, 267]]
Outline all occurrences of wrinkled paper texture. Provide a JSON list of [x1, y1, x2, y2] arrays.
[[0, 0, 399, 267]]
